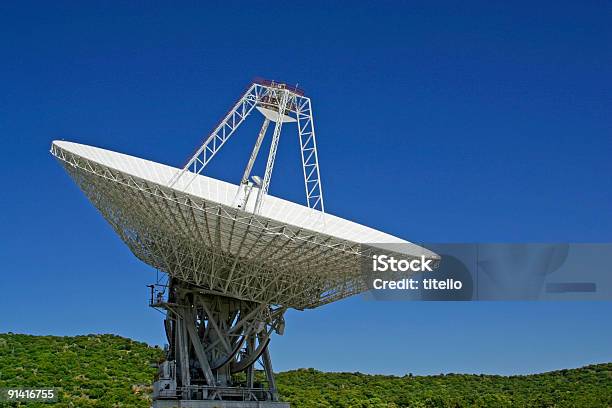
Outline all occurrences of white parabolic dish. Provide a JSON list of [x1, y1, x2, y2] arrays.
[[51, 140, 438, 309]]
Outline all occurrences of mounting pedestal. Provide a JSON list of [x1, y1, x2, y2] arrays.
[[151, 280, 288, 408]]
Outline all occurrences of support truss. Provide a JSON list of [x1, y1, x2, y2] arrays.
[[168, 79, 325, 213], [150, 280, 287, 404], [167, 83, 262, 190], [296, 97, 324, 212], [255, 89, 290, 214]]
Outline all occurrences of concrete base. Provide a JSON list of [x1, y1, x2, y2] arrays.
[[152, 401, 289, 408]]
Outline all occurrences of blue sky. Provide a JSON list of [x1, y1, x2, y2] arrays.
[[1, 1, 611, 375]]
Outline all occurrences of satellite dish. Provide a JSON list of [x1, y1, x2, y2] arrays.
[[51, 78, 438, 407]]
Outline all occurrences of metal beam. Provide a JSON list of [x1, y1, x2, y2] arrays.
[[254, 90, 289, 214], [241, 118, 270, 185], [296, 97, 325, 212], [167, 83, 262, 189], [261, 345, 278, 400], [183, 307, 216, 386]]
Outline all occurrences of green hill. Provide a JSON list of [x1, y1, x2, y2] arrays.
[[0, 333, 610, 407]]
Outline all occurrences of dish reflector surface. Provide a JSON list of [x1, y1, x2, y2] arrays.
[[51, 140, 437, 308]]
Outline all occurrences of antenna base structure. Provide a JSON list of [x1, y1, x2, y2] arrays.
[[150, 280, 288, 407], [150, 79, 326, 406], [50, 78, 440, 408]]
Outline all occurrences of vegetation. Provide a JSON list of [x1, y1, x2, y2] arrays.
[[277, 367, 612, 408], [0, 333, 160, 407], [0, 333, 610, 407]]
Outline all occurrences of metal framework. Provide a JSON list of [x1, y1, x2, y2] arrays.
[[150, 280, 286, 403], [296, 96, 324, 211], [168, 79, 325, 213], [51, 140, 371, 407], [51, 142, 367, 310], [51, 81, 437, 407], [50, 145, 428, 406]]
